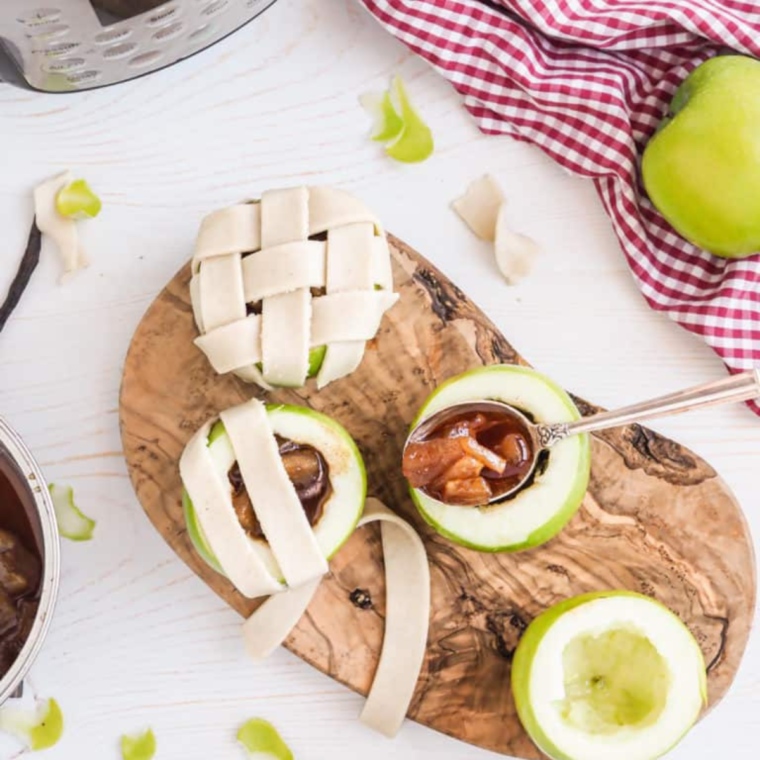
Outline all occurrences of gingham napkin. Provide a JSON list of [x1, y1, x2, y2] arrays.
[[360, 0, 760, 413]]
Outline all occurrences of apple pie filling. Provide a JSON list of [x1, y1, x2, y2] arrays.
[[0, 460, 42, 679], [402, 408, 534, 506], [229, 437, 332, 541]]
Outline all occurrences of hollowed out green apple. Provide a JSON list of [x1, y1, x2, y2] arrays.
[[408, 365, 590, 552], [182, 404, 366, 582], [643, 55, 760, 258], [512, 591, 707, 760]]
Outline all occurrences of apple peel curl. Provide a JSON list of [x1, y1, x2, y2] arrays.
[[360, 76, 434, 163], [237, 718, 293, 760], [121, 728, 156, 760], [0, 698, 64, 750], [49, 483, 96, 541]]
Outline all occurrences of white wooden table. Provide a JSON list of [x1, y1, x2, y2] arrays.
[[0, 1, 757, 757]]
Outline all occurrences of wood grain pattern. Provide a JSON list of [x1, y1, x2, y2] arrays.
[[119, 235, 756, 759]]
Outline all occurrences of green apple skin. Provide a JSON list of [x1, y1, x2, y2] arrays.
[[409, 365, 591, 553], [30, 699, 65, 751], [643, 55, 760, 258], [182, 488, 223, 574], [511, 591, 708, 760], [410, 474, 589, 554]]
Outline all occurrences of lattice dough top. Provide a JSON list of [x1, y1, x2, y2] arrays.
[[190, 186, 399, 389]]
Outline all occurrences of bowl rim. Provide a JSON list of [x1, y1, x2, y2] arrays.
[[0, 416, 60, 705]]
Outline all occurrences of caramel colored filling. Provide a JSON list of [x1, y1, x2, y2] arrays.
[[230, 436, 332, 540], [402, 409, 534, 506], [0, 459, 42, 679]]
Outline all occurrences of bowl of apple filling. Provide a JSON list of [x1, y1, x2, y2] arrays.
[[0, 418, 59, 705]]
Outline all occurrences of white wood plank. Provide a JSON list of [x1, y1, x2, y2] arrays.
[[0, 0, 757, 758]]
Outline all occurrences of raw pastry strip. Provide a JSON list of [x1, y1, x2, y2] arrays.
[[194, 315, 262, 374], [261, 187, 309, 248], [451, 174, 505, 241], [190, 273, 205, 333], [357, 498, 430, 738], [241, 241, 326, 303], [261, 289, 311, 387], [220, 399, 328, 588], [198, 253, 246, 332], [193, 203, 261, 270], [233, 363, 271, 389], [316, 341, 366, 390], [179, 420, 282, 599], [34, 171, 89, 282], [240, 498, 430, 738], [372, 237, 394, 291], [308, 186, 381, 236], [241, 578, 322, 663], [494, 206, 539, 285], [311, 291, 399, 346], [326, 223, 375, 292]]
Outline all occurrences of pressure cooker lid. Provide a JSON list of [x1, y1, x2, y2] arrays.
[[0, 0, 279, 93]]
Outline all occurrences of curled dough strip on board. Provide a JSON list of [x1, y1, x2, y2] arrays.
[[242, 497, 431, 738]]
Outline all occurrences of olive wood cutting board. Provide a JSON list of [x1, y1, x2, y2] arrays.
[[119, 235, 756, 759]]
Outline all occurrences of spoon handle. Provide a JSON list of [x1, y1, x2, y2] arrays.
[[538, 370, 760, 446]]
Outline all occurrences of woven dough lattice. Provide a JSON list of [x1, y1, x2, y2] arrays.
[[190, 186, 398, 389]]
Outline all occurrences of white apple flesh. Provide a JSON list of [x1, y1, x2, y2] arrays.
[[512, 591, 707, 760]]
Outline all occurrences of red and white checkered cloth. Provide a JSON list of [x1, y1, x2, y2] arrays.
[[360, 0, 760, 413]]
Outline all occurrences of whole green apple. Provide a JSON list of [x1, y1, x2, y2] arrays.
[[642, 55, 760, 258]]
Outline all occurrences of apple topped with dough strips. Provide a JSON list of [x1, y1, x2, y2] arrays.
[[190, 186, 398, 390], [180, 399, 366, 596]]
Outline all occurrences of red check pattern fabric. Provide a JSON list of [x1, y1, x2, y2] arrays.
[[360, 0, 760, 413]]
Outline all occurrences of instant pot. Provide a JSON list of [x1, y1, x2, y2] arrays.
[[0, 418, 60, 705], [0, 0, 278, 92]]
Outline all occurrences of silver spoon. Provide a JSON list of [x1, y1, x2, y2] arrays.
[[405, 369, 760, 504]]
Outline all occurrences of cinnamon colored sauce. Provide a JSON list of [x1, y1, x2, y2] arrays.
[[0, 454, 43, 679], [229, 436, 332, 541], [403, 408, 534, 506]]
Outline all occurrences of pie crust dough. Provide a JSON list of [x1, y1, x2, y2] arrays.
[[191, 187, 398, 389], [241, 498, 430, 738], [452, 174, 505, 241]]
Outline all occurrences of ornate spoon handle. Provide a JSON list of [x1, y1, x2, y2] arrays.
[[538, 370, 760, 447]]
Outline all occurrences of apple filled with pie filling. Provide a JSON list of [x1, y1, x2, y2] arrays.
[[403, 365, 590, 552], [181, 402, 366, 593]]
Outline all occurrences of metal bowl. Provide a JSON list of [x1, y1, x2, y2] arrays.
[[0, 417, 60, 705]]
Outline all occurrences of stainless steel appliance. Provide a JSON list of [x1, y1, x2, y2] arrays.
[[0, 0, 278, 92]]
